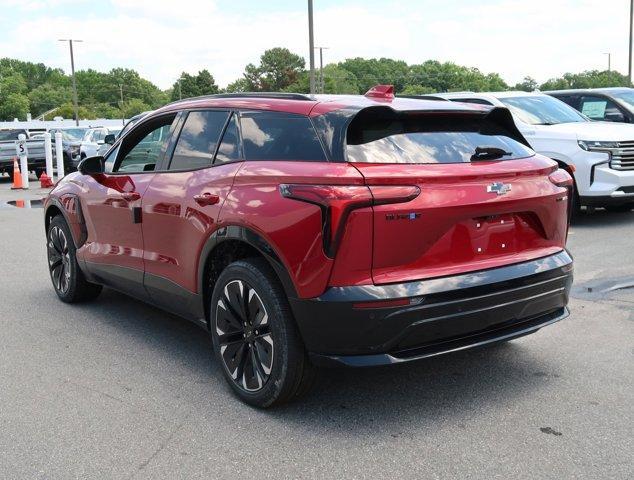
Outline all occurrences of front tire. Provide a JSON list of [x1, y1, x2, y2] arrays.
[[47, 215, 102, 303], [210, 258, 315, 408]]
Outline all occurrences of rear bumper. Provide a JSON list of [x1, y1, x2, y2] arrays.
[[581, 192, 634, 207], [290, 250, 573, 366]]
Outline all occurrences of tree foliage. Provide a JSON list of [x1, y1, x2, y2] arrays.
[[2, 52, 634, 122], [170, 69, 219, 101]]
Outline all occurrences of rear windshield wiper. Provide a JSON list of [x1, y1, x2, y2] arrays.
[[471, 146, 513, 161]]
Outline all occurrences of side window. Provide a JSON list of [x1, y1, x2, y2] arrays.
[[169, 110, 230, 170], [579, 95, 622, 121], [215, 113, 241, 164], [113, 116, 176, 173], [240, 111, 327, 161]]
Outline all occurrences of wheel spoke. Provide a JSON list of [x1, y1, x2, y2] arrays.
[[51, 264, 63, 289], [215, 279, 274, 393], [253, 334, 274, 375], [48, 255, 62, 270], [216, 298, 245, 335], [50, 227, 62, 253], [248, 289, 267, 327]]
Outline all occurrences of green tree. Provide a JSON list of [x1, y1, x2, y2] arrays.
[[28, 84, 72, 117], [514, 76, 539, 92], [540, 70, 631, 90], [0, 92, 30, 120], [238, 48, 305, 91], [122, 98, 151, 118], [337, 57, 409, 92], [170, 69, 219, 100]]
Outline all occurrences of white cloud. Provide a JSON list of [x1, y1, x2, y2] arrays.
[[0, 0, 629, 89]]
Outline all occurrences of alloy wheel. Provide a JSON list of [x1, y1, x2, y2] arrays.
[[215, 279, 274, 392], [47, 225, 71, 294]]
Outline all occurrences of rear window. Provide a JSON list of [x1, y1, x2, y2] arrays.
[[346, 111, 534, 164], [240, 111, 327, 161], [170, 110, 230, 170]]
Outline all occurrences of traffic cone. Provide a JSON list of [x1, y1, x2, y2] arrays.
[[10, 158, 23, 190], [40, 171, 54, 188]]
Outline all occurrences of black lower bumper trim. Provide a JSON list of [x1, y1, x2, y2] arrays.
[[290, 251, 573, 356], [310, 307, 568, 367], [581, 195, 634, 207]]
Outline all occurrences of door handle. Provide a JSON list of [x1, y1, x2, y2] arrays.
[[193, 192, 220, 206], [121, 192, 141, 201]]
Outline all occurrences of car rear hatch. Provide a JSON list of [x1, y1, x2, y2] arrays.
[[345, 106, 571, 285]]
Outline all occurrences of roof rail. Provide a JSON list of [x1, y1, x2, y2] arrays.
[[164, 92, 314, 107], [396, 94, 449, 101]]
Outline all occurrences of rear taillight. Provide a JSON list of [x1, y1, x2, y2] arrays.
[[548, 169, 574, 188], [280, 184, 420, 257], [548, 168, 574, 240]]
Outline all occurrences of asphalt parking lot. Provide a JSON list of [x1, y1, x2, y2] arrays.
[[0, 174, 632, 480]]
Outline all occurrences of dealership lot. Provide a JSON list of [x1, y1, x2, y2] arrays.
[[0, 176, 632, 479]]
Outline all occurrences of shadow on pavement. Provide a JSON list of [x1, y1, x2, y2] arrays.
[[52, 287, 558, 432], [571, 208, 634, 228]]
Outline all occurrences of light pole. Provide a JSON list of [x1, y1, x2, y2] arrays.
[[314, 46, 329, 93], [604, 52, 612, 72], [58, 39, 82, 126], [308, 0, 316, 94], [119, 84, 125, 124], [627, 0, 634, 85]]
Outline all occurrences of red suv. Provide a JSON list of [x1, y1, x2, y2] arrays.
[[44, 86, 573, 407]]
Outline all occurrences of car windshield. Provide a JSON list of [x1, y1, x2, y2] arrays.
[[62, 128, 87, 141], [0, 129, 25, 141], [609, 90, 634, 109], [500, 95, 587, 125]]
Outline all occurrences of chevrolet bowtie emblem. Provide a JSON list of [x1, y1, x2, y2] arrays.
[[487, 182, 512, 195]]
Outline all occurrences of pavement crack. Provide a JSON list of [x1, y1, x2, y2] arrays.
[[127, 413, 190, 479]]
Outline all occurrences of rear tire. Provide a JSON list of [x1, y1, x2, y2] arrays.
[[210, 258, 316, 408], [47, 215, 102, 303]]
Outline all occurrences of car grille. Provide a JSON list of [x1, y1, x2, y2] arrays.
[[610, 141, 634, 170]]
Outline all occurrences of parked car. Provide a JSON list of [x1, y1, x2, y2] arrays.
[[79, 127, 121, 160], [49, 127, 88, 172], [44, 88, 573, 407], [97, 112, 150, 156], [0, 128, 48, 180], [546, 87, 634, 123], [430, 91, 634, 212]]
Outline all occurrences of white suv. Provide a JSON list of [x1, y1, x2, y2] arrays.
[[432, 91, 634, 212]]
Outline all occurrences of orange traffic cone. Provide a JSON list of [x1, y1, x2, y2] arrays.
[[40, 171, 54, 188], [10, 158, 23, 190]]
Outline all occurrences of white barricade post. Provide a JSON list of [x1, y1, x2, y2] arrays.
[[16, 133, 29, 189], [54, 131, 65, 180], [44, 132, 54, 179]]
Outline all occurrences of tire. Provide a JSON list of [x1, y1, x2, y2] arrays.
[[47, 215, 102, 303], [605, 204, 633, 213], [6, 169, 14, 182], [210, 258, 316, 408], [35, 168, 43, 179]]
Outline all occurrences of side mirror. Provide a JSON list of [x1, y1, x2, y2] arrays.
[[104, 134, 116, 145], [78, 155, 105, 175], [605, 111, 626, 123]]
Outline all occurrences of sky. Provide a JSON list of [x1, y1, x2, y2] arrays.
[[0, 0, 630, 89]]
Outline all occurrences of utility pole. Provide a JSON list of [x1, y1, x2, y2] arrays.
[[604, 52, 612, 72], [119, 84, 125, 124], [627, 0, 634, 86], [315, 46, 329, 93], [178, 78, 183, 100], [308, 0, 316, 94], [58, 39, 82, 126]]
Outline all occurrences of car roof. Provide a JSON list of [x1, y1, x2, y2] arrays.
[[152, 91, 493, 117], [545, 87, 633, 95]]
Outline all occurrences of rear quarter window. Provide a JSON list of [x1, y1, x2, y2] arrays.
[[240, 111, 327, 161]]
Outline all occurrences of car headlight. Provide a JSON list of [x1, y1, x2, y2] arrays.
[[578, 140, 619, 151]]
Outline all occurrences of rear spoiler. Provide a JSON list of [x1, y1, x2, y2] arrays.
[[481, 107, 531, 148]]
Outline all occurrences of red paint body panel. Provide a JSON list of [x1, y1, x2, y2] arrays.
[[223, 161, 365, 298], [353, 155, 568, 284], [78, 172, 155, 272], [141, 163, 242, 293]]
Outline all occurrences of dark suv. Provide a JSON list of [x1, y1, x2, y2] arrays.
[[44, 86, 573, 407], [546, 87, 634, 123]]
